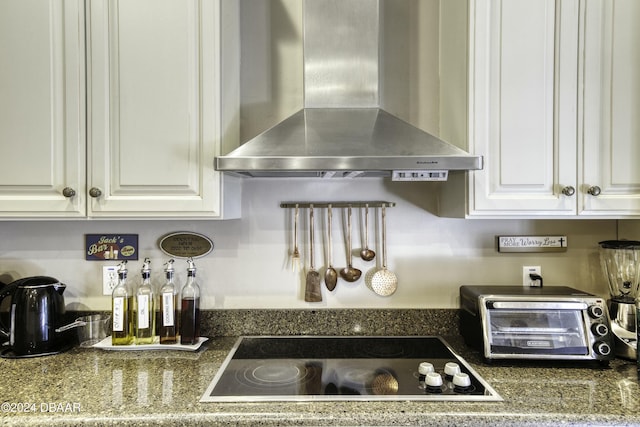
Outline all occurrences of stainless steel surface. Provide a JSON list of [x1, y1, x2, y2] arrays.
[[215, 1, 482, 177], [562, 186, 575, 196], [304, 206, 322, 302], [304, 0, 379, 108]]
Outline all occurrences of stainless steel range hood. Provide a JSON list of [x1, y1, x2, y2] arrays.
[[215, 0, 483, 179]]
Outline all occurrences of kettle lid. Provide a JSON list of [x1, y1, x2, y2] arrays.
[[12, 276, 64, 289]]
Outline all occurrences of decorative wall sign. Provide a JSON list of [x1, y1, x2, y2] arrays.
[[497, 235, 568, 253], [159, 232, 214, 258], [86, 234, 139, 261]]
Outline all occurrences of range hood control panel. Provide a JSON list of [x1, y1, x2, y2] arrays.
[[392, 170, 449, 182]]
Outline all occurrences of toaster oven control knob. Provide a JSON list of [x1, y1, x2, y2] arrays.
[[443, 362, 461, 379], [591, 323, 609, 337], [588, 305, 604, 319], [594, 341, 612, 357]]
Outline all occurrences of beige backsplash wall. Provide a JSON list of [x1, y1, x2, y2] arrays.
[[0, 179, 637, 311]]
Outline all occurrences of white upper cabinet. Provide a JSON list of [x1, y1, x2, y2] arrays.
[[0, 0, 240, 219], [0, 0, 86, 217], [580, 0, 640, 216], [469, 0, 578, 216], [87, 0, 239, 218], [441, 0, 640, 218]]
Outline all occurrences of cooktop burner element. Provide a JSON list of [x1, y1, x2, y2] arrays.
[[201, 336, 502, 402]]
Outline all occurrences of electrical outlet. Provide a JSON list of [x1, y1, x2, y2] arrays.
[[103, 266, 118, 295], [522, 266, 542, 287]]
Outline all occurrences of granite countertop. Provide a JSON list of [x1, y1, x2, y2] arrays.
[[1, 309, 640, 426]]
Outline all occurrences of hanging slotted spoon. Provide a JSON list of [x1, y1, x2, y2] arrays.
[[304, 205, 322, 302], [371, 204, 397, 296]]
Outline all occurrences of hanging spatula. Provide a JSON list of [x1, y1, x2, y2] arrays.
[[304, 205, 322, 302]]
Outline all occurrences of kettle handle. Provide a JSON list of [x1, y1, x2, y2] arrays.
[[0, 281, 18, 339]]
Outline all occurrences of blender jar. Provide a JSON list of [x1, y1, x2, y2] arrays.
[[599, 240, 640, 303]]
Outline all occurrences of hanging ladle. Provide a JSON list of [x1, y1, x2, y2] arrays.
[[324, 204, 338, 291], [340, 205, 362, 282], [360, 204, 376, 261]]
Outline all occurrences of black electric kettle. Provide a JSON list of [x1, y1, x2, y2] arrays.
[[0, 276, 71, 356]]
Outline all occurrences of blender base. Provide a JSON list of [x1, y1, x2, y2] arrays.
[[611, 327, 636, 360], [608, 299, 637, 360]]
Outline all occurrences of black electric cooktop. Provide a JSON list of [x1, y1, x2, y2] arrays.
[[200, 336, 502, 402]]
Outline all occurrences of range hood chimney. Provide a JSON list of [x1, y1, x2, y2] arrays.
[[215, 0, 483, 179]]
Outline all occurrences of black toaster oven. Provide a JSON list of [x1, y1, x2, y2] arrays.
[[460, 286, 614, 362]]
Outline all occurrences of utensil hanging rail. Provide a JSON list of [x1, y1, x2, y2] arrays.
[[280, 201, 395, 209]]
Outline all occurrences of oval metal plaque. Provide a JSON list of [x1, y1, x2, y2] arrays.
[[159, 232, 214, 258]]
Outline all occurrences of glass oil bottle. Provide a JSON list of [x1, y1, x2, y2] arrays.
[[111, 261, 133, 345], [180, 257, 201, 345], [135, 257, 155, 344], [159, 259, 179, 344]]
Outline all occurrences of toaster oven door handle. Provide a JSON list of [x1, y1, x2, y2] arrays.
[[489, 301, 588, 310]]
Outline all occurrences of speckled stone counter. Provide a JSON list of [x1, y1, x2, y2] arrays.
[[2, 310, 640, 426]]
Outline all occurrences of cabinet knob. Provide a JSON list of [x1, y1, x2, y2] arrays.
[[561, 186, 575, 196], [587, 186, 602, 196], [89, 187, 102, 198], [62, 187, 76, 198]]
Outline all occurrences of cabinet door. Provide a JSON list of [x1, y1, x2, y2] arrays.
[[87, 0, 232, 217], [468, 0, 579, 216], [0, 0, 85, 217], [580, 0, 640, 216]]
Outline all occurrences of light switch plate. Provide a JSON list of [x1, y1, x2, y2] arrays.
[[102, 266, 118, 296]]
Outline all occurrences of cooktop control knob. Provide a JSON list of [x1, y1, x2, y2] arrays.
[[424, 372, 443, 393], [418, 362, 434, 376], [453, 372, 471, 387], [594, 341, 612, 356], [591, 323, 609, 337], [453, 373, 472, 392], [418, 362, 435, 390], [588, 305, 604, 319], [444, 362, 461, 378]]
